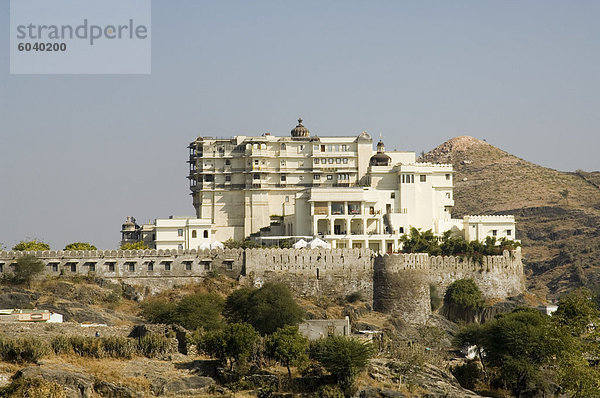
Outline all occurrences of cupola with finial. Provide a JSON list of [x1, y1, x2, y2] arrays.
[[291, 118, 310, 137], [370, 140, 391, 166]]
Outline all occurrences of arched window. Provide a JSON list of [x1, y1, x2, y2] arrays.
[[192, 230, 197, 238], [203, 230, 209, 238]]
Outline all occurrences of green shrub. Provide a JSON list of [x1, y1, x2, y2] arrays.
[[19, 337, 51, 363], [51, 335, 72, 355], [137, 333, 172, 358], [316, 384, 344, 398], [175, 293, 225, 331], [265, 325, 308, 378], [9, 255, 45, 286], [0, 336, 50, 363], [51, 335, 139, 359], [102, 336, 136, 359], [345, 291, 363, 303], [68, 336, 104, 358], [141, 293, 225, 332], [452, 361, 482, 390], [140, 299, 178, 324], [201, 323, 260, 371], [224, 283, 305, 335], [310, 336, 373, 395], [444, 279, 484, 311]]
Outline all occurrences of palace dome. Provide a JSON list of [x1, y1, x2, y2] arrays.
[[291, 118, 310, 137], [370, 140, 391, 166]]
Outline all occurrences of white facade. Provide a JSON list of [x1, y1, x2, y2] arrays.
[[186, 120, 516, 252], [462, 215, 516, 242], [140, 216, 215, 250]]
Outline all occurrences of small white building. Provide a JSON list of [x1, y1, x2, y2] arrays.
[[462, 215, 516, 242], [122, 216, 216, 250], [151, 217, 215, 250]]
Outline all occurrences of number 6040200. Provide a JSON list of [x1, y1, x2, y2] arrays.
[[18, 42, 67, 51]]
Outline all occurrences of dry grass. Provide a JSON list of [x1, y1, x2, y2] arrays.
[[45, 356, 153, 393], [142, 275, 238, 303], [356, 370, 422, 397]]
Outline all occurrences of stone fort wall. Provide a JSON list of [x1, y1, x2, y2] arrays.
[[244, 248, 375, 302], [373, 248, 525, 323], [0, 247, 524, 323], [0, 248, 245, 294]]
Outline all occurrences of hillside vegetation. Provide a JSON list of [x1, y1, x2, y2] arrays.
[[419, 136, 600, 297]]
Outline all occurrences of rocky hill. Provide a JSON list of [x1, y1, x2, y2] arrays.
[[419, 136, 600, 297]]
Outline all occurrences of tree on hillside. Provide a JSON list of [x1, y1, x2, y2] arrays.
[[310, 336, 373, 395], [453, 322, 490, 381], [140, 299, 178, 325], [12, 240, 50, 251], [557, 350, 600, 398], [553, 289, 600, 397], [224, 283, 305, 335], [201, 323, 260, 371], [455, 308, 574, 397], [175, 293, 225, 331], [141, 292, 225, 331], [553, 288, 600, 337], [64, 242, 97, 251], [266, 325, 309, 378], [560, 188, 570, 206], [10, 255, 45, 287], [120, 241, 148, 250]]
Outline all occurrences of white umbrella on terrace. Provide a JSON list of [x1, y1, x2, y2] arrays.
[[210, 240, 225, 249], [308, 237, 331, 249], [293, 239, 308, 249]]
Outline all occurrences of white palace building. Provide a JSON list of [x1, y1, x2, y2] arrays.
[[123, 119, 515, 252]]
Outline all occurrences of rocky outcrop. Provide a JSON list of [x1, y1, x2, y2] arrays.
[[161, 375, 214, 395], [10, 359, 218, 397], [16, 364, 96, 398], [367, 359, 483, 398], [0, 287, 40, 309]]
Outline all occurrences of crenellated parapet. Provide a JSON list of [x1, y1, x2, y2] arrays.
[[245, 247, 373, 274], [244, 247, 376, 303], [0, 248, 246, 259], [377, 247, 524, 300], [0, 249, 245, 281]]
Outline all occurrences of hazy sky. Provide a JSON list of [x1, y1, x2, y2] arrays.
[[1, 1, 599, 250]]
